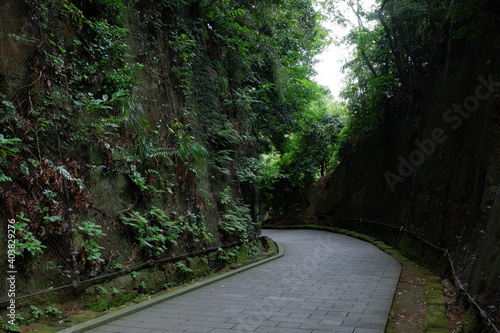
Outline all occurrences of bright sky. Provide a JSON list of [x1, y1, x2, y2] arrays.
[[313, 24, 351, 99], [313, 0, 377, 99]]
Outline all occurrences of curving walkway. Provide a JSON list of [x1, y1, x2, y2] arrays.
[[85, 229, 401, 333]]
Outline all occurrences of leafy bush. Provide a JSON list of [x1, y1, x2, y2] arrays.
[[13, 213, 46, 257], [218, 187, 256, 243], [0, 134, 22, 182], [78, 221, 107, 263], [120, 211, 168, 257], [0, 316, 19, 332]]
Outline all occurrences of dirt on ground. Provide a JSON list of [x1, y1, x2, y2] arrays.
[[443, 278, 462, 332], [387, 263, 428, 332], [386, 263, 462, 333]]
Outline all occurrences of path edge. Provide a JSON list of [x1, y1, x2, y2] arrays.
[[56, 240, 284, 333], [264, 224, 451, 333]]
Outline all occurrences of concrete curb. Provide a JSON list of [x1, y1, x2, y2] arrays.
[[56, 241, 284, 333]]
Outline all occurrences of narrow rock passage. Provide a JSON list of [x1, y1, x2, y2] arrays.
[[86, 229, 401, 333]]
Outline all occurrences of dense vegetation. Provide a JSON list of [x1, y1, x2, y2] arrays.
[[293, 0, 500, 331], [0, 0, 345, 326], [323, 0, 498, 156], [3, 0, 499, 331]]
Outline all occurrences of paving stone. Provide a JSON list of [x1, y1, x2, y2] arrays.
[[254, 325, 311, 333], [84, 230, 400, 333], [276, 321, 303, 329]]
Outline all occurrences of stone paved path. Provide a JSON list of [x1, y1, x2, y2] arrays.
[[86, 229, 401, 333]]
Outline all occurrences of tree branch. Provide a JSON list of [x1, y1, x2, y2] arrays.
[[349, 1, 379, 78]]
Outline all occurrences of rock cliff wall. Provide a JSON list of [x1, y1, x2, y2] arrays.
[[294, 15, 500, 332]]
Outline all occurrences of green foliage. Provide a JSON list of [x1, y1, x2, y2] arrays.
[[35, 201, 63, 224], [87, 0, 128, 23], [120, 207, 212, 257], [128, 166, 160, 195], [0, 134, 21, 158], [448, 0, 495, 40], [0, 95, 20, 125], [0, 134, 22, 182], [175, 261, 193, 274], [218, 187, 256, 242], [321, 0, 450, 157], [11, 0, 143, 162], [81, 240, 105, 263], [238, 156, 284, 194], [79, 221, 106, 237], [0, 316, 19, 332], [197, 1, 336, 215], [169, 119, 209, 177], [28, 305, 43, 323], [241, 91, 344, 215], [44, 306, 62, 319], [112, 263, 123, 270], [176, 139, 209, 174], [47, 261, 71, 278], [286, 104, 344, 176], [13, 213, 46, 257], [120, 208, 187, 257], [173, 211, 213, 246], [184, 0, 332, 219], [0, 171, 12, 183], [78, 221, 107, 262], [149, 207, 183, 243], [205, 120, 242, 175], [2, 0, 333, 285], [220, 205, 253, 240], [216, 246, 240, 263], [169, 33, 197, 94], [121, 211, 166, 256]]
